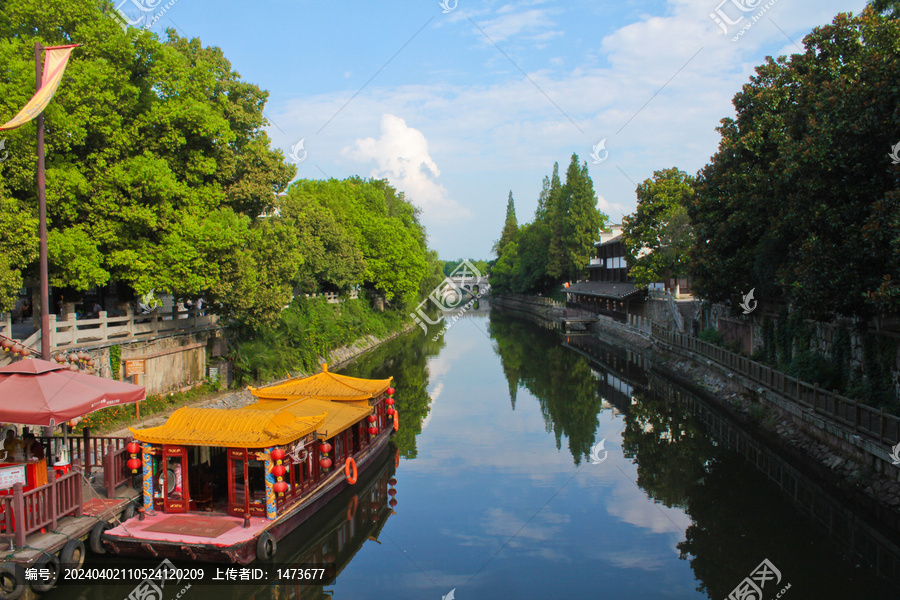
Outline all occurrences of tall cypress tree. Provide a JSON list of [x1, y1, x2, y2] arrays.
[[548, 154, 607, 281], [495, 191, 519, 257]]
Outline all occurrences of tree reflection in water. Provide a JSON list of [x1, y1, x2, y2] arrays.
[[340, 328, 445, 459]]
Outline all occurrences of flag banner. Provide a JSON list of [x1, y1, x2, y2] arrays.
[[0, 45, 76, 131]]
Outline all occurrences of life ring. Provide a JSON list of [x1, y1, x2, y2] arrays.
[[60, 539, 85, 571], [0, 563, 24, 600], [344, 457, 357, 485], [346, 495, 358, 521], [393, 410, 399, 432], [394, 449, 400, 468], [29, 553, 59, 593], [89, 521, 113, 554], [256, 532, 276, 561]]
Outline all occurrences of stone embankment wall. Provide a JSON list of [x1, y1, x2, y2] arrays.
[[494, 294, 900, 513]]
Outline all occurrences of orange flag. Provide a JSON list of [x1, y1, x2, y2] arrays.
[[0, 45, 77, 131]]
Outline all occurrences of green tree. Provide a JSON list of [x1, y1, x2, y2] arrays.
[[548, 154, 607, 282], [284, 178, 430, 306], [0, 1, 295, 325], [622, 168, 695, 287], [494, 191, 519, 257], [871, 0, 900, 18], [690, 8, 900, 320]]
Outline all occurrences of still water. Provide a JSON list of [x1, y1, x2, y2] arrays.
[[53, 305, 900, 599]]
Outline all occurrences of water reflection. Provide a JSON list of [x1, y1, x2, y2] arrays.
[[47, 312, 900, 598], [224, 442, 399, 600], [340, 329, 445, 459], [488, 312, 613, 464], [489, 310, 900, 597]]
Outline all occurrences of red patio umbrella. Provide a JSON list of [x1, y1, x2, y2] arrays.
[[0, 358, 145, 427]]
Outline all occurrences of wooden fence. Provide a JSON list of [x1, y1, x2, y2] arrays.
[[0, 470, 83, 548], [39, 435, 129, 473], [651, 323, 900, 446], [103, 444, 132, 499]]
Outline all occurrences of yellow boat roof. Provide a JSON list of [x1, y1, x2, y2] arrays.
[[131, 366, 389, 447], [250, 363, 392, 402], [130, 406, 326, 448], [280, 397, 372, 439]]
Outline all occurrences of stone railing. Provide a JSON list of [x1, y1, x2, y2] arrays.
[[0, 307, 218, 353], [651, 322, 900, 447]]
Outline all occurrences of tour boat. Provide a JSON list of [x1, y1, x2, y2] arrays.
[[100, 364, 399, 564], [225, 441, 398, 600]]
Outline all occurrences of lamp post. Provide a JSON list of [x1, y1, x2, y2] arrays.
[[35, 41, 50, 361]]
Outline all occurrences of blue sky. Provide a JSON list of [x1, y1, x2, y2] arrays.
[[121, 0, 868, 259]]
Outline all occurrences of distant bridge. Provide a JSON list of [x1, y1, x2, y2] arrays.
[[448, 274, 490, 295]]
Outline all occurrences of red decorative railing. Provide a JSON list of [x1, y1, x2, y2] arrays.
[[0, 470, 83, 548]]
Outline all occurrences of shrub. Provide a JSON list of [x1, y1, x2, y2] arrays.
[[698, 327, 723, 345]]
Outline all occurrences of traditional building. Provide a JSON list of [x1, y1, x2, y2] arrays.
[[564, 225, 649, 322]]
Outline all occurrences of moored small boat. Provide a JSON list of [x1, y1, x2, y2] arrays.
[[101, 364, 399, 564]]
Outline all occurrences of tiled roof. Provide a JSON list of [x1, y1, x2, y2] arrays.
[[131, 405, 325, 448], [250, 364, 391, 401], [564, 281, 645, 299]]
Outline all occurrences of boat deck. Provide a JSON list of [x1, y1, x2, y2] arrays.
[[106, 511, 268, 547]]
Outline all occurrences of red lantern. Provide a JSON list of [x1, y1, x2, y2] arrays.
[[272, 464, 286, 477], [386, 407, 395, 416], [388, 489, 397, 497], [20, 347, 31, 357], [319, 442, 332, 454], [319, 457, 332, 469], [271, 448, 285, 461], [385, 398, 395, 406], [388, 478, 397, 486], [368, 427, 378, 435], [68, 364, 78, 372], [0, 339, 12, 351], [126, 441, 141, 454], [127, 458, 141, 473], [273, 480, 288, 494], [366, 415, 377, 423], [389, 498, 398, 508], [386, 387, 395, 396]]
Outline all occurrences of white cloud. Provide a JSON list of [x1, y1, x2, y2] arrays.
[[342, 114, 471, 222], [268, 0, 868, 257]]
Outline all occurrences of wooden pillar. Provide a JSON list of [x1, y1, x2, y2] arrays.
[[12, 483, 25, 548]]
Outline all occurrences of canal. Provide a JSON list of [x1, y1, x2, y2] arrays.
[[48, 304, 900, 599]]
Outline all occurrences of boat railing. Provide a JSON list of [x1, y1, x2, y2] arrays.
[[0, 470, 84, 548]]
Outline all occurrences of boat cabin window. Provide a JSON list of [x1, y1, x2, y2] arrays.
[[248, 459, 265, 500], [351, 423, 361, 454], [334, 434, 344, 463], [232, 458, 245, 505], [292, 449, 313, 490]]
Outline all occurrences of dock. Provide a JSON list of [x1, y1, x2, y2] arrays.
[[0, 435, 140, 598]]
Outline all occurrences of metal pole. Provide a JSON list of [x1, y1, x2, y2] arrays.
[[35, 41, 50, 361]]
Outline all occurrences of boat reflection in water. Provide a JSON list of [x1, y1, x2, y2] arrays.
[[224, 441, 398, 600]]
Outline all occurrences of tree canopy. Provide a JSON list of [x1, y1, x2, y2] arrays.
[[491, 155, 607, 294], [689, 7, 900, 321], [622, 168, 695, 287], [0, 0, 441, 328]]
